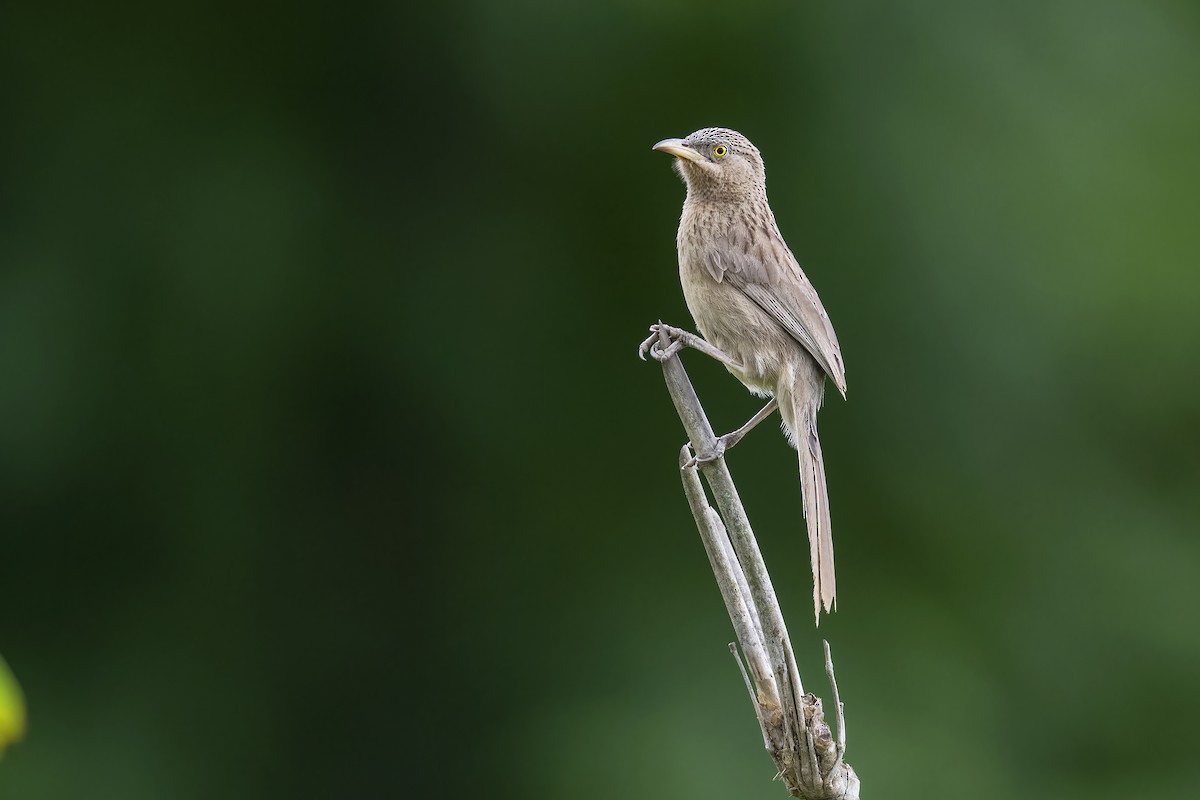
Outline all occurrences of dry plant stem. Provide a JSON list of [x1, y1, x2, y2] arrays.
[[657, 333, 802, 693], [679, 447, 779, 705], [823, 640, 847, 783], [652, 328, 860, 799]]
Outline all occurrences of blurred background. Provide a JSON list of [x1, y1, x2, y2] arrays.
[[2, 0, 1198, 797]]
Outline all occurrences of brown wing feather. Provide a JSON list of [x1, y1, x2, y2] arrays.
[[705, 227, 847, 397]]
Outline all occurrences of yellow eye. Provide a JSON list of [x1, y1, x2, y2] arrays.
[[713, 145, 728, 157]]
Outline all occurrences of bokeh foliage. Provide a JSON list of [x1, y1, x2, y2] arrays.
[[1, 1, 1198, 798], [0, 655, 25, 756]]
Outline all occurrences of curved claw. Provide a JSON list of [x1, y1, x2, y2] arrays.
[[639, 322, 679, 362], [638, 330, 659, 361], [681, 436, 727, 469]]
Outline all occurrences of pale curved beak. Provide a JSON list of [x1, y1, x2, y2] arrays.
[[652, 138, 704, 163]]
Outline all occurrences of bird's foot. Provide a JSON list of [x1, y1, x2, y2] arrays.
[[681, 435, 729, 469], [638, 322, 697, 362]]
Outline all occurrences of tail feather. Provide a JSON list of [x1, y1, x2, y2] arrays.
[[796, 412, 836, 625]]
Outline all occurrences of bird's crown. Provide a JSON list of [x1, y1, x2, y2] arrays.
[[683, 127, 760, 159]]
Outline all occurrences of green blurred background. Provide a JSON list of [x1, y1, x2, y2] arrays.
[[2, 0, 1198, 797]]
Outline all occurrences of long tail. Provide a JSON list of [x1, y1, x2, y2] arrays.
[[783, 387, 836, 625], [799, 414, 835, 624]]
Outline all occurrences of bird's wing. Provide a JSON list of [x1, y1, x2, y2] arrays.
[[705, 230, 847, 397]]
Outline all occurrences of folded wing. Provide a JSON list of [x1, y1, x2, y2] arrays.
[[703, 227, 847, 397]]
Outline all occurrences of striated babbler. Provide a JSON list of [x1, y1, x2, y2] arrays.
[[651, 127, 847, 623]]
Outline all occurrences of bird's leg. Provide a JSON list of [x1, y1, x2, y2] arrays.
[[719, 398, 780, 451], [638, 322, 768, 467], [683, 398, 779, 468], [638, 323, 743, 372]]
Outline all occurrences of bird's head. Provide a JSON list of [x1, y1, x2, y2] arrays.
[[653, 127, 765, 200]]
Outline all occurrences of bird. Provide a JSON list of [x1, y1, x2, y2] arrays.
[[649, 127, 846, 623]]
